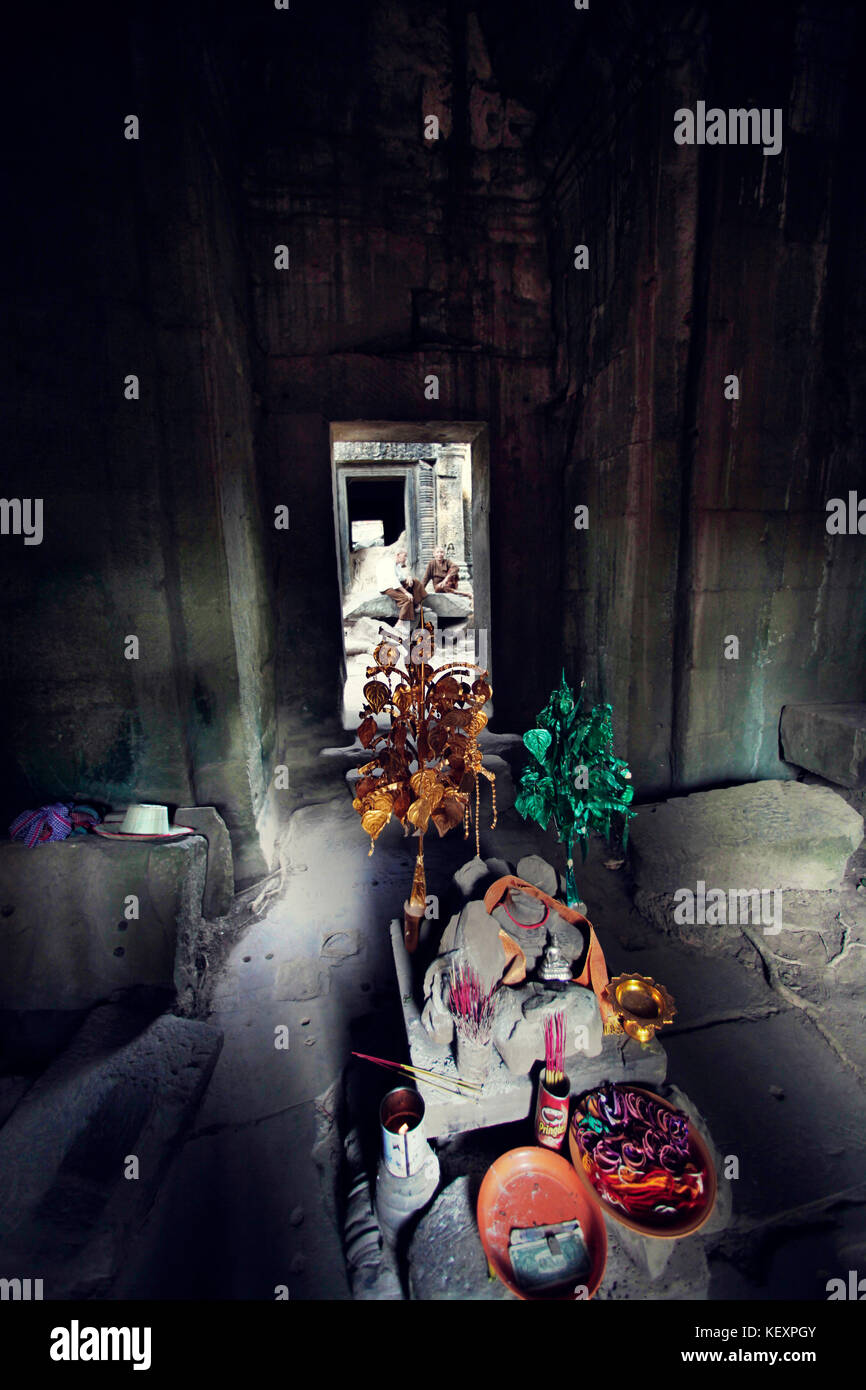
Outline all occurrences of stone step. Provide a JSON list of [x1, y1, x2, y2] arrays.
[[781, 703, 866, 789], [0, 1003, 222, 1298]]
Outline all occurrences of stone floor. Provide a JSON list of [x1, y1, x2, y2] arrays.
[[115, 753, 866, 1301]]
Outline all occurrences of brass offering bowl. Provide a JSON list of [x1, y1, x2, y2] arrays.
[[603, 974, 675, 1043]]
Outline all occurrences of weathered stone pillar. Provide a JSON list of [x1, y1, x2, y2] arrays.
[[435, 446, 469, 579]]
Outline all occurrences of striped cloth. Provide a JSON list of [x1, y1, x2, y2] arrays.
[[9, 802, 101, 847]]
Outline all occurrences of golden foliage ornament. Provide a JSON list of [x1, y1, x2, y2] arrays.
[[352, 606, 497, 952]]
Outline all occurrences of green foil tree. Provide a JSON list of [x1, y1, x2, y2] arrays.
[[515, 672, 635, 908]]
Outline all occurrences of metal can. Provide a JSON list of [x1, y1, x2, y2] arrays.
[[534, 1072, 570, 1150], [379, 1086, 429, 1177]]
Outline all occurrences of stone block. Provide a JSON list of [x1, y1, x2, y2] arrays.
[[565, 1032, 668, 1094], [403, 1003, 666, 1139], [423, 592, 472, 619], [493, 982, 603, 1073], [630, 780, 863, 896], [633, 888, 755, 956], [484, 856, 513, 881], [421, 993, 454, 1046], [344, 1167, 402, 1301], [344, 596, 399, 621], [452, 857, 491, 901], [175, 805, 235, 917], [478, 732, 525, 768], [516, 854, 558, 896], [0, 836, 207, 1012], [443, 843, 513, 922], [193, 758, 269, 890], [0, 1004, 222, 1298], [454, 900, 509, 991], [611, 1222, 680, 1281], [781, 703, 866, 789], [346, 591, 470, 622]]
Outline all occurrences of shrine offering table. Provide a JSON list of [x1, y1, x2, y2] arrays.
[[389, 919, 667, 1140]]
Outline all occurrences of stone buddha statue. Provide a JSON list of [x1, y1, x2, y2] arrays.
[[419, 853, 602, 1073]]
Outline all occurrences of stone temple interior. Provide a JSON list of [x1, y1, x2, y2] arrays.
[[1, 0, 866, 1319]]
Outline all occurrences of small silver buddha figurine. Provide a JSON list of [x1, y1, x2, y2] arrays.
[[537, 933, 573, 987]]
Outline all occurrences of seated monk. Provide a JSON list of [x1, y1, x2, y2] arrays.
[[421, 546, 459, 592], [381, 548, 427, 621]]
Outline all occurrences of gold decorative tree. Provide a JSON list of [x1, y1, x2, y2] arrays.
[[352, 611, 496, 952]]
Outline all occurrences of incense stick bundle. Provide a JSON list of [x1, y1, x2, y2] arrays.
[[351, 1050, 482, 1097], [447, 963, 498, 1044], [543, 1010, 566, 1085]]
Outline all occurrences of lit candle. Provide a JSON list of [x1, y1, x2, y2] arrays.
[[399, 1121, 409, 1174]]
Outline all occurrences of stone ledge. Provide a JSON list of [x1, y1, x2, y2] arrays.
[[781, 703, 866, 789], [0, 835, 207, 1012], [630, 780, 863, 896]]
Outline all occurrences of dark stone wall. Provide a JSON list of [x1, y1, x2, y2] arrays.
[[245, 0, 866, 798], [535, 0, 866, 793], [2, 0, 864, 874], [1, 7, 276, 884], [241, 1, 556, 758]]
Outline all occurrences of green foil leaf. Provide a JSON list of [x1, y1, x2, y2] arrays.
[[523, 727, 552, 763]]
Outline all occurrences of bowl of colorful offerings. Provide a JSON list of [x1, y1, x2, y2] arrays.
[[568, 1084, 716, 1237]]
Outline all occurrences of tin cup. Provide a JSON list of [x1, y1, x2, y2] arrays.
[[380, 1086, 429, 1178], [534, 1072, 570, 1151]]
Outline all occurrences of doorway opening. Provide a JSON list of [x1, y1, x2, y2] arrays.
[[330, 422, 491, 728], [346, 477, 406, 555]]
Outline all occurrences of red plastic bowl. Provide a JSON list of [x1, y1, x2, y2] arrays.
[[477, 1146, 607, 1300]]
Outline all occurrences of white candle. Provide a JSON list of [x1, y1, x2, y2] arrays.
[[399, 1122, 409, 1174]]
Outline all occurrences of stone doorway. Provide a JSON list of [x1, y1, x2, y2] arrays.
[[330, 422, 491, 727]]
